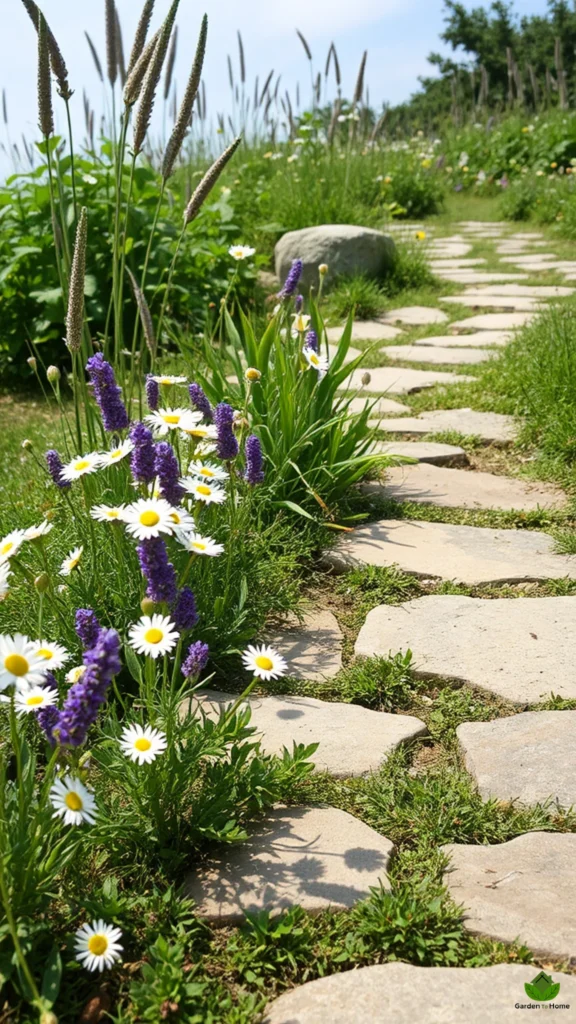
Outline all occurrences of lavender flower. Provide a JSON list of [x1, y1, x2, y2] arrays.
[[155, 441, 185, 504], [49, 628, 121, 747], [75, 609, 101, 649], [146, 374, 159, 411], [45, 449, 70, 489], [295, 294, 304, 313], [130, 421, 156, 483], [86, 353, 129, 432], [214, 402, 239, 461], [188, 382, 213, 422], [38, 703, 60, 743], [305, 329, 318, 353], [244, 435, 265, 485], [137, 536, 177, 604], [279, 258, 302, 299], [181, 640, 209, 680], [173, 587, 199, 630]]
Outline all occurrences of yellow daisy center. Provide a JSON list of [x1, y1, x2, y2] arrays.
[[87, 935, 108, 956], [160, 378, 172, 385], [140, 511, 160, 527], [37, 648, 53, 659], [107, 510, 120, 519], [4, 653, 29, 677], [192, 542, 206, 551], [26, 695, 45, 706], [255, 655, 274, 671], [197, 485, 212, 496], [74, 460, 90, 471], [135, 737, 152, 752], [187, 428, 206, 437], [0, 542, 13, 555], [200, 468, 214, 477], [111, 449, 122, 459], [170, 512, 182, 524], [145, 628, 163, 645], [309, 354, 319, 366], [69, 558, 80, 571], [163, 414, 180, 425], [65, 792, 83, 811]]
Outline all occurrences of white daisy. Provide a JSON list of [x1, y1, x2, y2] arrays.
[[0, 633, 49, 691], [303, 347, 329, 376], [66, 665, 86, 684], [183, 480, 226, 505], [179, 531, 224, 557], [98, 440, 134, 468], [146, 408, 202, 436], [59, 546, 83, 576], [0, 529, 26, 564], [241, 644, 288, 681], [122, 498, 176, 540], [60, 453, 102, 483], [0, 564, 11, 600], [152, 375, 188, 386], [119, 723, 168, 764], [168, 507, 195, 534], [34, 640, 70, 671], [91, 504, 126, 523], [74, 920, 123, 973], [229, 244, 256, 260], [195, 441, 218, 457], [15, 685, 58, 714], [187, 460, 229, 482], [50, 776, 97, 826], [128, 614, 179, 659], [24, 521, 53, 541], [179, 423, 219, 442], [292, 313, 311, 334]]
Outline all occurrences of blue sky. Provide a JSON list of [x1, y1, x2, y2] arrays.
[[0, 0, 551, 169]]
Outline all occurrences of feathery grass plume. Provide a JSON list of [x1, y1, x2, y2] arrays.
[[164, 24, 178, 100], [127, 268, 156, 356], [123, 28, 160, 106], [315, 71, 321, 104], [296, 29, 312, 61], [227, 55, 234, 90], [2, 90, 6, 125], [105, 0, 118, 87], [127, 0, 155, 76], [85, 33, 104, 82], [133, 0, 180, 154], [259, 69, 274, 106], [37, 13, 54, 138], [66, 207, 88, 353], [21, 0, 72, 99], [353, 50, 367, 105], [370, 109, 387, 143], [332, 43, 342, 89], [237, 31, 245, 84], [162, 14, 207, 180], [327, 96, 341, 144], [201, 80, 207, 120], [115, 7, 126, 85], [184, 135, 241, 225]]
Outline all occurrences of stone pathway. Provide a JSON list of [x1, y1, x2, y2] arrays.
[[373, 440, 467, 465], [342, 366, 476, 394], [381, 344, 494, 365], [262, 610, 343, 681], [412, 331, 512, 348], [370, 408, 517, 441]]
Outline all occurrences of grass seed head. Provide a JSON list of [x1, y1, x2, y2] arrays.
[[127, 0, 156, 76], [37, 13, 54, 138], [132, 0, 180, 153], [184, 135, 242, 225], [65, 208, 88, 354], [162, 14, 208, 180]]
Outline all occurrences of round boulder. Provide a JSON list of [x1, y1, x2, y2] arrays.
[[274, 224, 395, 291]]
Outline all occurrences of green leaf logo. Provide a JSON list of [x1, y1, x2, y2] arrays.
[[524, 971, 561, 1002]]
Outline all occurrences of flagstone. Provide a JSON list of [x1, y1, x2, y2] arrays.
[[508, 232, 545, 239], [429, 258, 487, 268], [373, 440, 467, 466], [435, 271, 529, 283], [380, 306, 449, 326], [327, 343, 362, 364], [442, 833, 576, 958], [326, 321, 401, 343], [364, 463, 565, 511], [185, 806, 394, 923], [457, 712, 576, 809], [346, 395, 411, 415], [196, 691, 427, 777], [467, 283, 573, 297], [500, 253, 558, 264], [368, 408, 517, 441], [440, 294, 545, 312], [341, 366, 475, 395], [262, 610, 342, 681], [381, 344, 494, 365], [450, 312, 536, 330], [263, 963, 576, 1024], [427, 244, 472, 257], [414, 332, 511, 348], [323, 519, 576, 586]]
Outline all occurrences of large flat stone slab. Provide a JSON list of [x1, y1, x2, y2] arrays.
[[469, 283, 573, 297], [381, 306, 449, 326], [369, 408, 517, 442], [435, 272, 529, 283], [381, 344, 494, 365], [364, 463, 565, 511], [324, 519, 576, 586], [440, 294, 545, 312], [326, 321, 401, 343], [427, 244, 472, 257], [327, 344, 362, 364], [373, 441, 467, 466], [263, 610, 342, 681], [500, 253, 558, 264], [458, 712, 576, 809], [414, 332, 511, 348], [430, 258, 487, 268], [346, 396, 410, 416], [355, 595, 576, 703], [185, 806, 394, 923], [264, 963, 576, 1024], [450, 312, 537, 331], [442, 833, 576, 958], [197, 691, 427, 777], [341, 367, 475, 395]]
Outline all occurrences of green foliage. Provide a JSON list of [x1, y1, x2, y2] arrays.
[[328, 276, 386, 321], [127, 936, 208, 1022], [337, 653, 415, 712], [227, 908, 315, 986]]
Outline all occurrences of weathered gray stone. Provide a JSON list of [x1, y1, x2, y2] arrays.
[[499, 254, 559, 265], [373, 441, 467, 466], [264, 963, 576, 1024], [185, 806, 394, 923], [381, 306, 449, 326], [355, 595, 576, 703], [341, 367, 474, 395], [369, 408, 517, 442], [196, 691, 427, 777], [430, 258, 487, 268], [275, 225, 395, 290], [427, 244, 472, 257], [442, 832, 576, 958], [414, 332, 511, 348], [323, 519, 576, 586], [440, 294, 545, 312], [326, 320, 401, 343], [469, 283, 574, 297], [381, 345, 494, 365], [263, 610, 342, 681], [450, 312, 537, 331], [364, 463, 565, 511], [458, 712, 576, 809], [508, 232, 546, 239], [347, 395, 410, 416], [327, 343, 362, 364]]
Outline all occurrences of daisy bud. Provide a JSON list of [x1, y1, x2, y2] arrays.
[[319, 263, 328, 276], [245, 367, 261, 383], [34, 573, 51, 593], [21, 439, 33, 451], [361, 372, 372, 386], [141, 596, 157, 615], [27, 356, 37, 370], [47, 365, 61, 383], [40, 1013, 59, 1024]]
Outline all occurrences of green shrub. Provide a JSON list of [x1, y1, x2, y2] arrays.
[[328, 276, 386, 321]]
